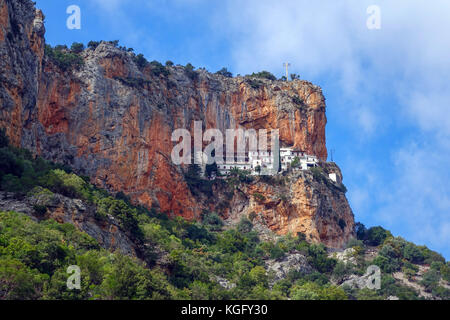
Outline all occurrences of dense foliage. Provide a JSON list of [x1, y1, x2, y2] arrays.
[[0, 129, 448, 300], [44, 44, 84, 71]]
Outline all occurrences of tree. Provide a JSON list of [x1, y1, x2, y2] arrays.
[[355, 222, 367, 241], [70, 42, 85, 53], [366, 226, 391, 246], [216, 67, 232, 78], [165, 60, 174, 67], [290, 73, 300, 80], [87, 41, 100, 50], [185, 63, 197, 80], [247, 71, 276, 81], [134, 54, 148, 69]]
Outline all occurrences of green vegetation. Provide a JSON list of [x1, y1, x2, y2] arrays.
[[0, 129, 447, 300], [70, 42, 85, 54], [114, 76, 151, 88], [246, 71, 277, 81], [133, 53, 148, 69], [149, 60, 169, 77], [184, 63, 198, 80], [216, 67, 233, 78], [44, 44, 84, 71], [246, 78, 263, 89]]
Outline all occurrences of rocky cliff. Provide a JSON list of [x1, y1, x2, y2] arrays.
[[0, 0, 354, 248]]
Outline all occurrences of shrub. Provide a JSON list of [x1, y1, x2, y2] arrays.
[[149, 60, 169, 77], [269, 245, 285, 260], [165, 60, 174, 67], [201, 212, 224, 231], [365, 226, 391, 246], [247, 71, 276, 81], [133, 53, 148, 69], [355, 222, 367, 241], [184, 63, 198, 80], [1, 174, 23, 193], [237, 217, 253, 234], [307, 244, 337, 273], [403, 243, 424, 264], [0, 148, 24, 178], [87, 41, 100, 50], [45, 44, 84, 71], [70, 42, 85, 53], [33, 204, 47, 216], [246, 78, 263, 89], [216, 67, 232, 78], [420, 269, 441, 292], [346, 238, 364, 249]]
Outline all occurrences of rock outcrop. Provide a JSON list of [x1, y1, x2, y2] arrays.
[[0, 0, 355, 248], [265, 252, 312, 282], [220, 165, 354, 248], [0, 191, 137, 255]]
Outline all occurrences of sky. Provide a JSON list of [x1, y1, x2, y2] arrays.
[[35, 0, 450, 259]]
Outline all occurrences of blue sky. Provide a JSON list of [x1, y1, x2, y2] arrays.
[[35, 0, 450, 258]]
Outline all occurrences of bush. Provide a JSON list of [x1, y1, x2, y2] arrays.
[[307, 244, 337, 273], [247, 71, 276, 81], [201, 212, 224, 231], [45, 44, 84, 71], [165, 60, 174, 67], [70, 42, 85, 53], [269, 245, 285, 260], [184, 63, 198, 80], [87, 41, 100, 50], [246, 78, 263, 89], [133, 54, 148, 69], [373, 245, 402, 273], [149, 60, 169, 77], [33, 204, 47, 216], [0, 148, 24, 178], [216, 67, 232, 78], [365, 226, 391, 246], [237, 217, 253, 234], [355, 222, 367, 241], [403, 243, 424, 264], [420, 269, 441, 292], [1, 174, 23, 193]]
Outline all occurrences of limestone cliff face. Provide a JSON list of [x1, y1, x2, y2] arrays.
[[219, 164, 353, 248], [0, 0, 354, 248]]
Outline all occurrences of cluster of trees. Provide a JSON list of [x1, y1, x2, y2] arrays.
[[44, 44, 84, 71], [0, 129, 448, 300]]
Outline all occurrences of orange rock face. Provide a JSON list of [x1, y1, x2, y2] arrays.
[[222, 165, 354, 249], [0, 0, 354, 248]]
